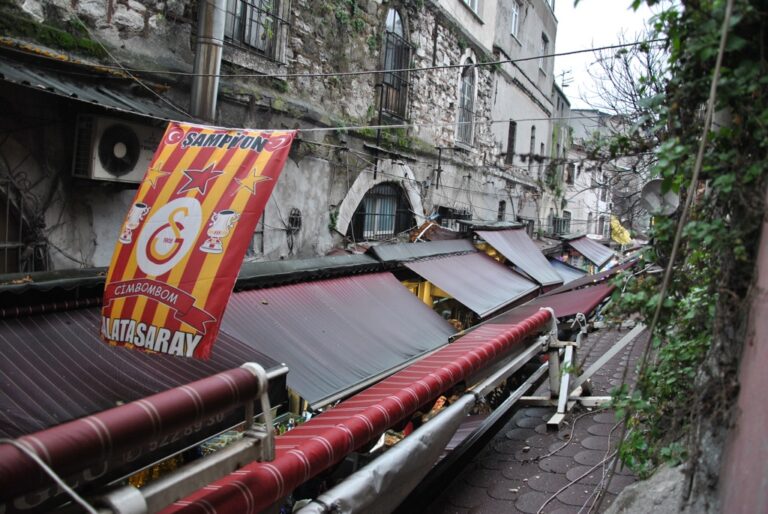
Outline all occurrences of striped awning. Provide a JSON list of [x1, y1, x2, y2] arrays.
[[160, 310, 553, 514]]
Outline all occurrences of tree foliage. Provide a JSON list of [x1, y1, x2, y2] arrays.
[[606, 0, 768, 496]]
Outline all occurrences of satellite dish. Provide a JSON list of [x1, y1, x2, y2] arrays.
[[640, 179, 679, 216]]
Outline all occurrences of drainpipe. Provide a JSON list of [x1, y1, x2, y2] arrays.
[[191, 0, 226, 121]]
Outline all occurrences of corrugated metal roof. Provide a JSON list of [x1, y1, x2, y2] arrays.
[[405, 252, 539, 318], [0, 307, 284, 500], [0, 308, 282, 439], [567, 236, 616, 267], [477, 229, 563, 287], [0, 53, 188, 121], [488, 282, 615, 325], [222, 272, 456, 408], [548, 258, 587, 285], [236, 254, 381, 290], [542, 259, 635, 297], [368, 240, 477, 263]]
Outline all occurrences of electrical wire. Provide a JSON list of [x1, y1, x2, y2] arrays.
[[0, 438, 99, 514], [60, 35, 666, 80]]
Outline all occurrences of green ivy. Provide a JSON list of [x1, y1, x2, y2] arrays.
[[607, 0, 768, 477]]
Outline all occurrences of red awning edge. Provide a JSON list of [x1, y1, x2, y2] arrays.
[[161, 310, 552, 514]]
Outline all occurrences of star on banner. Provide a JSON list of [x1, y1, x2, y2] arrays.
[[146, 164, 170, 189], [177, 163, 224, 196], [235, 172, 272, 195]]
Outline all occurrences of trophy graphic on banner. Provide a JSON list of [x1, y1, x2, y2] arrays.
[[119, 202, 150, 244], [200, 210, 240, 254]]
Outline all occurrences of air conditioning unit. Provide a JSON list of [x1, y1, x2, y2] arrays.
[[72, 115, 164, 184]]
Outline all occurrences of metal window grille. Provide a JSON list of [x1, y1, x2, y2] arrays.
[[0, 179, 48, 273], [457, 66, 475, 145], [224, 0, 285, 60], [381, 31, 412, 119], [552, 213, 571, 235], [350, 183, 414, 241]]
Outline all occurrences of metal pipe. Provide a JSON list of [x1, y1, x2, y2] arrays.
[[191, 0, 226, 120], [0, 363, 281, 501]]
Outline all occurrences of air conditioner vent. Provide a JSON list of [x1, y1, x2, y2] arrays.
[[72, 115, 163, 184]]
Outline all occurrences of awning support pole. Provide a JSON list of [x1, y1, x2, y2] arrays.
[[94, 363, 275, 514], [521, 312, 646, 429]]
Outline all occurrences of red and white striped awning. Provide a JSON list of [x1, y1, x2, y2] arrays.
[[161, 310, 553, 514]]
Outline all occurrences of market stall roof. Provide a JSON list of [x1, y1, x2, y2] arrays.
[[404, 252, 539, 318], [487, 282, 615, 326], [162, 311, 553, 514], [368, 239, 476, 263], [0, 51, 189, 121], [549, 258, 587, 285], [0, 308, 282, 439], [222, 272, 455, 408], [477, 229, 563, 287], [567, 236, 616, 268], [542, 259, 636, 297]]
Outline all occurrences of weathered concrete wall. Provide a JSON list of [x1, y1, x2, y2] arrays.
[[1, 0, 563, 269]]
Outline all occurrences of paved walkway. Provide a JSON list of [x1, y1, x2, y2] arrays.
[[427, 327, 648, 514]]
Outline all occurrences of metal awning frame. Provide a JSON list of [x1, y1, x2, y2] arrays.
[[520, 309, 647, 428]]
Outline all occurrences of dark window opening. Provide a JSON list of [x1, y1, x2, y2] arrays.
[[0, 179, 48, 273], [517, 217, 535, 237], [505, 121, 517, 164], [456, 63, 475, 145], [381, 9, 413, 120], [288, 207, 302, 232], [224, 0, 285, 61], [497, 200, 506, 221], [348, 183, 414, 241], [437, 206, 472, 232]]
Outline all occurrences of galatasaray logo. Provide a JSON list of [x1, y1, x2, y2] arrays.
[[136, 197, 203, 276]]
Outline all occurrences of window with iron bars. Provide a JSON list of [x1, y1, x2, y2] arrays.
[[349, 183, 414, 241], [381, 9, 412, 120], [0, 179, 48, 273], [551, 211, 571, 235], [224, 0, 285, 61], [456, 64, 475, 145]]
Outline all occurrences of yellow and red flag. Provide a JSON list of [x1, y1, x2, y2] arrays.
[[101, 122, 296, 359]]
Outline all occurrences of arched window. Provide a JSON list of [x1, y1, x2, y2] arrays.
[[381, 9, 411, 119], [348, 182, 414, 241], [456, 60, 475, 145]]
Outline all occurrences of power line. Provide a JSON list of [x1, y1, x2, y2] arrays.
[[26, 35, 665, 81]]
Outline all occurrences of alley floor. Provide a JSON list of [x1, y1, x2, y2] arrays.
[[426, 327, 648, 514]]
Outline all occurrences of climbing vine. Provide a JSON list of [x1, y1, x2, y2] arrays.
[[604, 0, 768, 489]]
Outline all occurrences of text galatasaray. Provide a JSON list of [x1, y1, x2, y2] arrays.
[[101, 317, 202, 357]]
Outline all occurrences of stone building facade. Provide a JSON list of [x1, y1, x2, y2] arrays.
[[0, 0, 564, 272]]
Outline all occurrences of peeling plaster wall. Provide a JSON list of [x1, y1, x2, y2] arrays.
[[1, 0, 562, 269]]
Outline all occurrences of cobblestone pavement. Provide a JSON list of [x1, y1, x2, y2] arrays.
[[426, 327, 648, 514]]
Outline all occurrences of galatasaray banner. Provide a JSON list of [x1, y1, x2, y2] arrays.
[[101, 122, 296, 359]]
